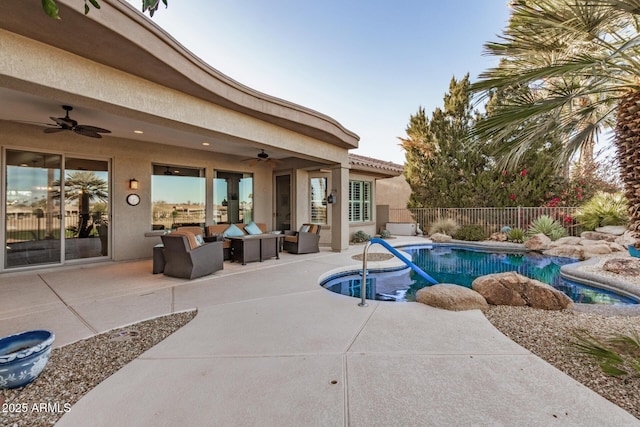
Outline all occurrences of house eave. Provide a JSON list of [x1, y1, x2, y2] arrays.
[[0, 0, 359, 150]]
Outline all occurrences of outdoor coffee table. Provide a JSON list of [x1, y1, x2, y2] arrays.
[[229, 234, 281, 265]]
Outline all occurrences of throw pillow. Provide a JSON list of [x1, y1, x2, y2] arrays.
[[300, 224, 310, 233], [223, 223, 245, 238], [194, 234, 205, 246], [244, 221, 263, 235]]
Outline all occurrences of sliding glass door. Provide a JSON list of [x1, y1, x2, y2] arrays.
[[4, 150, 110, 269], [63, 158, 109, 260], [5, 150, 62, 267]]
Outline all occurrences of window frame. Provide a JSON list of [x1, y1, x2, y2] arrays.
[[348, 180, 372, 223]]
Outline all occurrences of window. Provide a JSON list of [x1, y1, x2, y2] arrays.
[[151, 164, 205, 230], [349, 180, 372, 222], [213, 171, 253, 224], [310, 177, 327, 224]]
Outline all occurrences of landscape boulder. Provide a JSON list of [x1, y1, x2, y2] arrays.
[[549, 236, 581, 248], [415, 284, 489, 311], [524, 233, 552, 251], [543, 245, 584, 259], [472, 272, 573, 310], [489, 232, 508, 242], [581, 242, 612, 258], [603, 258, 640, 276], [430, 233, 452, 243], [595, 225, 627, 236], [580, 231, 617, 242], [615, 231, 638, 248]]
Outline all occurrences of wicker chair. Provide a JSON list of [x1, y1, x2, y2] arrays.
[[160, 231, 223, 279], [283, 224, 321, 254]]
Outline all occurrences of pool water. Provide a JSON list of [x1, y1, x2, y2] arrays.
[[321, 245, 638, 305]]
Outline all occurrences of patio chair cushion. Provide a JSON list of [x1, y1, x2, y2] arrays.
[[223, 224, 245, 238], [170, 230, 199, 250]]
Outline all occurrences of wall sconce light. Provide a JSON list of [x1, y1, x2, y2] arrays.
[[327, 191, 336, 204], [129, 178, 139, 190]]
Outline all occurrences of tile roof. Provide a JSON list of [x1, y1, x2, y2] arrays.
[[348, 153, 404, 177]]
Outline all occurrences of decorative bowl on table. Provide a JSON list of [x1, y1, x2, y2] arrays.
[[0, 330, 55, 389], [629, 245, 640, 258]]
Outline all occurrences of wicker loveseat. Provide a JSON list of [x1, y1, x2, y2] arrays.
[[160, 230, 223, 279]]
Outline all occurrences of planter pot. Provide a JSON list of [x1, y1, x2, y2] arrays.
[[629, 245, 640, 258], [0, 330, 55, 389]]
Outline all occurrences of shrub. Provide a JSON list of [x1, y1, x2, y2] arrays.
[[572, 330, 640, 378], [428, 218, 459, 236], [527, 215, 567, 241], [453, 225, 487, 241], [380, 229, 392, 239], [574, 192, 628, 231], [506, 227, 525, 243], [352, 230, 371, 243]]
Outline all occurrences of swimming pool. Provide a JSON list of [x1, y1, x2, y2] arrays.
[[321, 244, 639, 305]]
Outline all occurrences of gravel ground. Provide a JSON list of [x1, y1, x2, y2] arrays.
[[0, 310, 197, 427], [485, 305, 640, 420]]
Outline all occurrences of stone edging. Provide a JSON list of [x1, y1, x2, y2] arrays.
[[561, 259, 640, 300]]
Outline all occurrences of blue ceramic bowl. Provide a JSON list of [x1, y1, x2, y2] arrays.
[[629, 245, 640, 258], [0, 330, 55, 389]]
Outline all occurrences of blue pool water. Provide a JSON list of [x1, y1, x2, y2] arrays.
[[321, 245, 638, 305]]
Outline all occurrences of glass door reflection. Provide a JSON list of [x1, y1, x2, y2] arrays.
[[63, 158, 109, 260], [5, 150, 62, 268]]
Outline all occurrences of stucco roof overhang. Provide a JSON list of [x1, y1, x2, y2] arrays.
[[0, 0, 359, 150], [348, 153, 404, 178]]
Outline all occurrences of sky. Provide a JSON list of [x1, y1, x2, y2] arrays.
[[125, 0, 512, 165]]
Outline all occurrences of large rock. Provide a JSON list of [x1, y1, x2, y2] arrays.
[[543, 245, 584, 259], [581, 243, 612, 258], [524, 233, 552, 251], [415, 284, 488, 311], [472, 272, 573, 310], [489, 231, 508, 242], [603, 258, 640, 275], [549, 236, 581, 248], [430, 233, 452, 243], [595, 225, 627, 236], [580, 231, 617, 242], [616, 231, 638, 248]]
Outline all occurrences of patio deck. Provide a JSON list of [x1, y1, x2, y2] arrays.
[[1, 237, 638, 426]]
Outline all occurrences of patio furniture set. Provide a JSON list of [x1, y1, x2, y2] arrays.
[[153, 222, 321, 279]]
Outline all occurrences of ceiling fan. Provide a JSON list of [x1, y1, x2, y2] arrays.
[[44, 105, 111, 138], [245, 149, 281, 167]]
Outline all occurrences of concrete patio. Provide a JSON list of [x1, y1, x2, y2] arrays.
[[1, 237, 638, 426]]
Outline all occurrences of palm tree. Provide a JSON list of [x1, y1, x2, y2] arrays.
[[56, 171, 108, 238], [470, 0, 640, 240]]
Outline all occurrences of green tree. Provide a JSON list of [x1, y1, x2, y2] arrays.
[[57, 171, 108, 238], [469, 0, 640, 239], [400, 75, 560, 208], [400, 75, 493, 207], [41, 0, 167, 20]]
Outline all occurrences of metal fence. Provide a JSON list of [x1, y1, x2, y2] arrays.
[[389, 206, 580, 236]]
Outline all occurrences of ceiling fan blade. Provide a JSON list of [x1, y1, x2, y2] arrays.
[[73, 128, 102, 138], [248, 159, 259, 167], [44, 127, 66, 134], [77, 125, 111, 134], [51, 116, 76, 128]]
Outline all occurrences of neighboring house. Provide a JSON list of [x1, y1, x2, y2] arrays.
[[0, 0, 401, 272]]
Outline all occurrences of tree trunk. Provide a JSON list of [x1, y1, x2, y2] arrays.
[[614, 91, 640, 240]]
